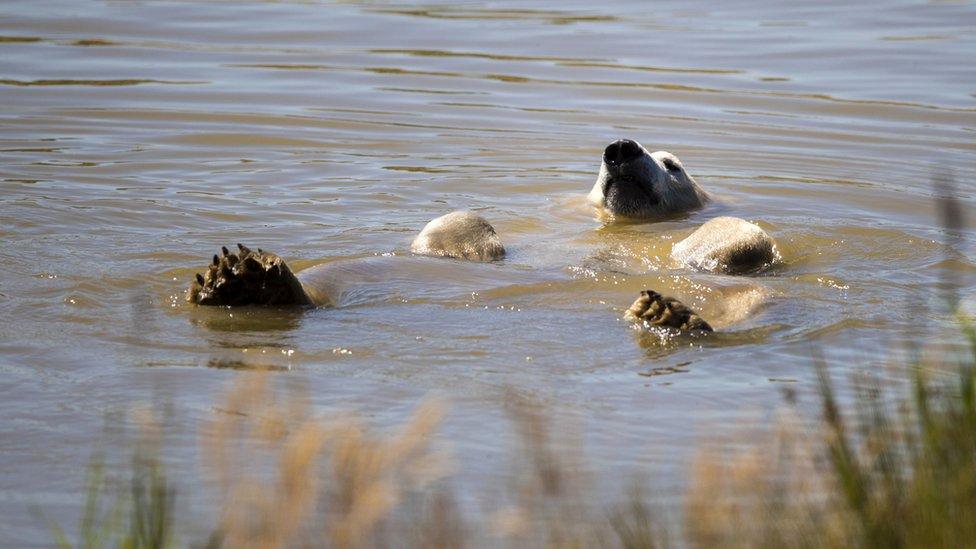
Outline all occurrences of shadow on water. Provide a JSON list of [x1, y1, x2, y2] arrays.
[[633, 323, 784, 360], [205, 358, 291, 371], [187, 306, 305, 347]]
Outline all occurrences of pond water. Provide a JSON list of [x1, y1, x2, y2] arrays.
[[1, 0, 974, 544]]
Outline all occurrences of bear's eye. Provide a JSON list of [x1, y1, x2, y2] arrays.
[[663, 158, 681, 173]]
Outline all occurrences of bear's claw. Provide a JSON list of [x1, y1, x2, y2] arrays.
[[624, 290, 713, 332], [186, 244, 309, 307]]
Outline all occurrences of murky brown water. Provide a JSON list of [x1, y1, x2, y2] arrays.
[[2, 0, 975, 543]]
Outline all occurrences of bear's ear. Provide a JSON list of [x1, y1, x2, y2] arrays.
[[662, 157, 682, 173]]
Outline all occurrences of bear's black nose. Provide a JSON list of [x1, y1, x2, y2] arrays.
[[603, 139, 642, 166]]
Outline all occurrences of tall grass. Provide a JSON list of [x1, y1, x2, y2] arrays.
[[684, 321, 976, 549], [817, 325, 976, 548], [199, 375, 453, 548], [51, 330, 976, 548], [50, 450, 176, 549]]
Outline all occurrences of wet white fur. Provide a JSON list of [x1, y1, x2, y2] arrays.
[[671, 216, 779, 274], [410, 210, 505, 262], [587, 141, 709, 218]]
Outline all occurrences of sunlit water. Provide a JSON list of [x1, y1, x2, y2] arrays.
[[2, 0, 975, 543]]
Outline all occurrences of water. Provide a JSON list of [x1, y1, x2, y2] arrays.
[[1, 0, 975, 543]]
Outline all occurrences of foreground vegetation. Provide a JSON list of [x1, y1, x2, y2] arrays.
[[47, 316, 976, 548], [689, 322, 976, 548]]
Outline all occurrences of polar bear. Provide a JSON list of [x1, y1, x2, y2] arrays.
[[589, 139, 778, 274], [186, 139, 778, 333], [588, 138, 709, 219]]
